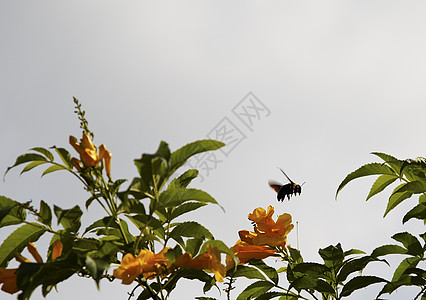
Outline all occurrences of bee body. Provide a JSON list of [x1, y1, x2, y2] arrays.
[[269, 169, 304, 201]]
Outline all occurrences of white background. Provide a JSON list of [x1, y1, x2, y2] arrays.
[[1, 1, 425, 299]]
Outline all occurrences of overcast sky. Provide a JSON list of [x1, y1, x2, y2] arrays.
[[1, 1, 426, 299]]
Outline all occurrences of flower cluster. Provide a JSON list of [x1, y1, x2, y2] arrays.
[[114, 245, 228, 284], [113, 248, 170, 284], [240, 206, 293, 247], [69, 132, 112, 176], [0, 241, 63, 294], [174, 245, 226, 282], [227, 206, 294, 270]]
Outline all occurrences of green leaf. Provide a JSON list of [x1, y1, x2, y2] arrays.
[[30, 147, 54, 161], [126, 214, 165, 240], [343, 248, 365, 256], [229, 265, 266, 281], [288, 246, 303, 263], [371, 152, 404, 174], [0, 206, 13, 224], [340, 275, 388, 297], [366, 174, 398, 201], [292, 262, 330, 279], [288, 275, 319, 291], [379, 274, 417, 296], [0, 196, 26, 228], [83, 216, 115, 235], [255, 292, 298, 300], [169, 221, 213, 240], [38, 200, 52, 227], [4, 153, 48, 177], [54, 205, 82, 233], [72, 239, 100, 254], [236, 281, 275, 300], [89, 239, 120, 259], [85, 256, 110, 288], [384, 184, 413, 216], [392, 256, 421, 282], [371, 244, 407, 257], [52, 147, 73, 168], [16, 253, 80, 300], [186, 238, 203, 257], [170, 202, 207, 221], [336, 163, 395, 199], [110, 179, 127, 195], [247, 259, 279, 285], [85, 193, 102, 210], [318, 244, 344, 270], [42, 164, 69, 176], [20, 161, 48, 175], [392, 232, 423, 256], [169, 140, 225, 174], [168, 169, 199, 189], [338, 256, 383, 282], [399, 157, 426, 181], [403, 202, 426, 224], [133, 141, 170, 192], [158, 188, 221, 210], [0, 223, 46, 267], [394, 181, 426, 194], [126, 177, 151, 200]]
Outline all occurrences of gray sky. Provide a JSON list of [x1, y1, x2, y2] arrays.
[[1, 1, 426, 299]]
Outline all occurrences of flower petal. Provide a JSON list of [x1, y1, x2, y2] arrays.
[[27, 243, 43, 263], [51, 240, 63, 260]]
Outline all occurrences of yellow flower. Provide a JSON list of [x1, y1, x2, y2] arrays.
[[113, 248, 170, 284], [113, 253, 143, 285], [0, 241, 63, 295], [248, 206, 275, 225], [240, 206, 294, 248], [69, 132, 112, 176], [226, 240, 277, 270], [137, 248, 170, 279], [0, 268, 18, 294], [69, 132, 98, 166], [174, 245, 226, 282]]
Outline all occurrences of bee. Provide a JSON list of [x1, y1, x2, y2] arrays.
[[268, 168, 304, 201]]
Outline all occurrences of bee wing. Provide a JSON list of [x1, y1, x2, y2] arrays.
[[268, 180, 282, 193]]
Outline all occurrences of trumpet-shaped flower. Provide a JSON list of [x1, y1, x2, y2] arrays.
[[240, 206, 294, 248], [226, 240, 277, 270], [174, 245, 226, 282], [113, 248, 170, 284], [0, 268, 18, 294], [69, 132, 112, 176], [113, 253, 143, 284]]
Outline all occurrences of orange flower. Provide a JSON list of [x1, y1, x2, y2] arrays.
[[240, 206, 294, 248], [51, 240, 63, 260], [69, 132, 98, 166], [137, 248, 170, 279], [113, 248, 170, 284], [174, 245, 226, 282], [0, 241, 63, 295], [69, 132, 112, 176], [226, 240, 277, 270], [113, 253, 143, 284], [0, 268, 18, 294], [248, 206, 275, 225]]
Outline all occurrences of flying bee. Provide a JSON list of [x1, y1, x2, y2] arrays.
[[268, 168, 305, 201]]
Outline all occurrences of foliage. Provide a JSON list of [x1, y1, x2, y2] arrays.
[[0, 102, 425, 300]]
